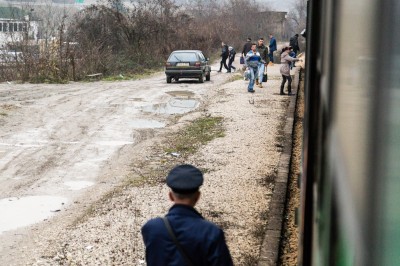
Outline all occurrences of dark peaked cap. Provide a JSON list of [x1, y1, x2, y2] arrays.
[[166, 164, 204, 194]]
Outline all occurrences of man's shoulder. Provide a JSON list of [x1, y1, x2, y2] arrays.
[[142, 217, 163, 231]]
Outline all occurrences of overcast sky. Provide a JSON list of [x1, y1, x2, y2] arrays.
[[259, 0, 296, 12]]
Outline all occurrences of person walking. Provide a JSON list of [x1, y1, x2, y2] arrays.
[[289, 34, 300, 68], [241, 37, 252, 58], [245, 43, 262, 93], [289, 34, 300, 56], [227, 46, 236, 73], [289, 47, 296, 70], [280, 46, 300, 95], [255, 37, 269, 88], [141, 164, 234, 266], [268, 34, 277, 66], [218, 42, 229, 72]]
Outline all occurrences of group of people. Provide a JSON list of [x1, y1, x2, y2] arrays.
[[219, 33, 301, 95], [217, 42, 237, 73], [242, 37, 270, 92]]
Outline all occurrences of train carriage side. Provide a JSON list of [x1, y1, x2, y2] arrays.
[[300, 0, 400, 265]]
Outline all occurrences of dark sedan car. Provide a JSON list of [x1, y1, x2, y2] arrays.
[[165, 50, 211, 83]]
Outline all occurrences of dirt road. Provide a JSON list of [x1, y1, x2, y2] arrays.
[[0, 61, 293, 265], [0, 72, 224, 198]]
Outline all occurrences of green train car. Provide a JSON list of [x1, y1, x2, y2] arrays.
[[299, 0, 400, 265]]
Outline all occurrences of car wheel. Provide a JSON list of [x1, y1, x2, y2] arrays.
[[166, 76, 172, 83], [206, 72, 210, 81], [199, 74, 204, 83], [175, 77, 179, 82]]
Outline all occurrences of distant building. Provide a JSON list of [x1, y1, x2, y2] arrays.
[[0, 7, 39, 48], [0, 18, 39, 46], [252, 11, 289, 41]]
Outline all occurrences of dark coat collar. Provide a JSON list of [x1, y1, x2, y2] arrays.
[[168, 204, 204, 219]]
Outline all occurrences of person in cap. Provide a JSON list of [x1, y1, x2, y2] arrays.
[[141, 164, 233, 266]]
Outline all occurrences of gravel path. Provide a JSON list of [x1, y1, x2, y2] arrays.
[[1, 64, 297, 265]]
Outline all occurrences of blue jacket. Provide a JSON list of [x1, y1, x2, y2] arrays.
[[142, 204, 234, 266], [245, 50, 262, 68], [269, 37, 277, 52]]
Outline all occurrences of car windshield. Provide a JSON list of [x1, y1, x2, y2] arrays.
[[168, 52, 198, 62]]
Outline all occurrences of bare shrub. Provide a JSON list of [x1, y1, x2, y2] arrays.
[[0, 0, 273, 82]]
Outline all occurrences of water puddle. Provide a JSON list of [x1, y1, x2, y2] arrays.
[[129, 98, 144, 101], [166, 90, 195, 98], [129, 119, 165, 128], [0, 196, 67, 234], [64, 181, 94, 190], [142, 98, 199, 114]]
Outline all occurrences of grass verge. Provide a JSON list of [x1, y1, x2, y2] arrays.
[[72, 115, 225, 225], [101, 68, 163, 82], [163, 116, 225, 156]]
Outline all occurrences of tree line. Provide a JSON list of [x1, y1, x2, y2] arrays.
[[0, 0, 306, 83]]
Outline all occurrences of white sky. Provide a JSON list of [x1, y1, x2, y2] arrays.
[[258, 0, 297, 12]]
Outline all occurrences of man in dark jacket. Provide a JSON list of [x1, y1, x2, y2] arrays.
[[255, 37, 269, 87], [268, 34, 277, 65], [141, 164, 233, 266], [289, 34, 300, 56], [289, 34, 300, 68], [218, 42, 229, 72], [241, 37, 252, 58]]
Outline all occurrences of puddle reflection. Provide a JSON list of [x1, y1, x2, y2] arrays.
[[142, 98, 199, 114], [166, 90, 195, 98]]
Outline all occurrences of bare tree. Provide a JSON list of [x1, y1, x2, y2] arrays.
[[286, 0, 307, 36], [0, 0, 276, 82]]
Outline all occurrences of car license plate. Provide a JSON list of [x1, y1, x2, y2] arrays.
[[176, 63, 189, 66]]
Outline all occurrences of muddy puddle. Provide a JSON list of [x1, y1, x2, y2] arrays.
[[166, 90, 195, 98], [142, 90, 199, 115], [0, 196, 67, 234]]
